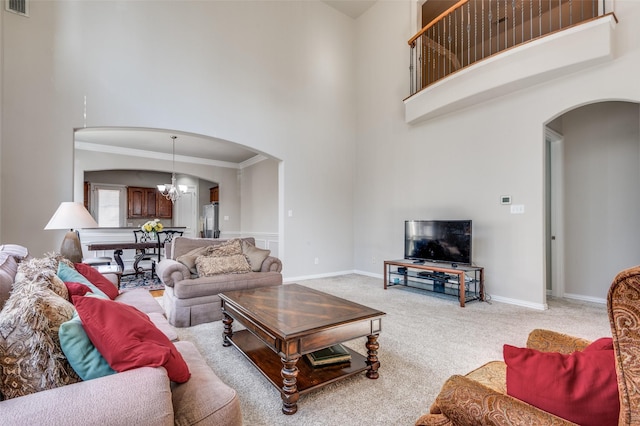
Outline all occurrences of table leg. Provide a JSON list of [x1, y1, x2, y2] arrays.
[[222, 313, 233, 347], [281, 357, 300, 415], [113, 249, 125, 272], [365, 334, 380, 379]]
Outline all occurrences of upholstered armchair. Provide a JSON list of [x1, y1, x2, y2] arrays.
[[416, 266, 640, 426]]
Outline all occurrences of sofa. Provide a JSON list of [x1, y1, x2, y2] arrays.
[[157, 237, 283, 327], [416, 265, 640, 426], [0, 245, 242, 426]]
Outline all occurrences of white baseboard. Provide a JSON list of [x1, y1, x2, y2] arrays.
[[284, 270, 356, 283], [562, 292, 606, 304], [488, 295, 548, 310]]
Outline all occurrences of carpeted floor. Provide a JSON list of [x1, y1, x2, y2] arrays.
[[120, 271, 165, 292], [174, 274, 611, 426]]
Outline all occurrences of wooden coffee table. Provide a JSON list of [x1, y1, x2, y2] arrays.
[[220, 284, 385, 415]]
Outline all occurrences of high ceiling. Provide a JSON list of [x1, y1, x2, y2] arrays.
[[75, 128, 262, 165], [76, 3, 379, 165]]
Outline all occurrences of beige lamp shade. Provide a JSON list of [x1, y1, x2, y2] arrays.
[[45, 202, 98, 263]]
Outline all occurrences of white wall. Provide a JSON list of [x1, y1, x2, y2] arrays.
[[354, 0, 640, 308], [1, 1, 356, 277], [3, 1, 639, 307]]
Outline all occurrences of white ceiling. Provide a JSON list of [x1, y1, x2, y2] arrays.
[[75, 128, 261, 165], [323, 0, 376, 19]]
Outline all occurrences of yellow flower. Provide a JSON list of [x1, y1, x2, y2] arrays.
[[141, 219, 163, 233]]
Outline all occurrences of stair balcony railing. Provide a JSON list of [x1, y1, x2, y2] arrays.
[[408, 0, 610, 96]]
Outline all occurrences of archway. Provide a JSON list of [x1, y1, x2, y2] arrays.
[[545, 101, 640, 302]]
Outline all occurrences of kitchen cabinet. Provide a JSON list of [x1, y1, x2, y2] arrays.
[[127, 187, 172, 219], [210, 186, 219, 202]]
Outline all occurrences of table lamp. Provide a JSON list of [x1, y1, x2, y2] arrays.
[[44, 202, 98, 263]]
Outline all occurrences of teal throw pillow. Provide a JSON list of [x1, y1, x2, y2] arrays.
[[59, 311, 116, 380], [57, 263, 108, 300]]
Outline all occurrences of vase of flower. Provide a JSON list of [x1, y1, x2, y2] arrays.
[[141, 219, 163, 238]]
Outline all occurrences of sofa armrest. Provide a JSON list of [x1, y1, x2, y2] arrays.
[[526, 329, 591, 354], [260, 256, 282, 273], [157, 259, 191, 287], [0, 367, 174, 425], [430, 374, 577, 426]]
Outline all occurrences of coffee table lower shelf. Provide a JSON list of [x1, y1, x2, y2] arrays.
[[228, 329, 370, 395]]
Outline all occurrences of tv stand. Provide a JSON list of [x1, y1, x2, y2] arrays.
[[383, 260, 484, 307]]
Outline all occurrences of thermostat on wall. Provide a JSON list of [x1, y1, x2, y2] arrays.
[[500, 195, 512, 205]]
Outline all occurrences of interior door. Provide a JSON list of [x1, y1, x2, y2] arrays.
[[547, 128, 565, 298], [173, 186, 198, 238]]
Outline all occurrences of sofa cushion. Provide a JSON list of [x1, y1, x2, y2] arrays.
[[176, 246, 210, 275], [57, 262, 109, 300], [64, 281, 94, 300], [73, 295, 191, 383], [504, 338, 619, 426], [0, 255, 17, 310], [242, 240, 270, 272], [0, 278, 79, 399], [74, 262, 119, 300], [59, 311, 116, 381], [196, 254, 251, 277], [0, 244, 29, 260]]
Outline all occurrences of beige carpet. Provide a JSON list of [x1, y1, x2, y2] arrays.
[[174, 274, 611, 426]]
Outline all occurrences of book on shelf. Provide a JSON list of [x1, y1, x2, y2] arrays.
[[305, 344, 352, 367]]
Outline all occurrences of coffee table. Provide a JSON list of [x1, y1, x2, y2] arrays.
[[220, 284, 385, 415]]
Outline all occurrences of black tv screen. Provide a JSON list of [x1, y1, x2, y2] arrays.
[[404, 220, 472, 265]]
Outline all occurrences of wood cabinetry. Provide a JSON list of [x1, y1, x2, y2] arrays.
[[156, 194, 173, 218], [127, 187, 172, 219], [210, 186, 219, 202]]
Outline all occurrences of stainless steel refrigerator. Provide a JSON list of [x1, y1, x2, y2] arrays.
[[202, 202, 220, 238]]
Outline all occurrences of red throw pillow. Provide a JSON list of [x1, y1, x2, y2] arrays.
[[73, 295, 190, 383], [504, 339, 619, 426], [64, 281, 93, 301], [74, 263, 119, 300]]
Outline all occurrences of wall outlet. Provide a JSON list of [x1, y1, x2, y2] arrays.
[[372, 256, 376, 264], [314, 257, 319, 265]]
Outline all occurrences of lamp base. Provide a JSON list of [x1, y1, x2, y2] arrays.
[[60, 230, 83, 264]]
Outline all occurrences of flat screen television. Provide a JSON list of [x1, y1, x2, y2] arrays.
[[404, 220, 472, 265]]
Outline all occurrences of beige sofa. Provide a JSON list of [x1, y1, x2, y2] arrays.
[[0, 246, 242, 426], [157, 237, 283, 327]]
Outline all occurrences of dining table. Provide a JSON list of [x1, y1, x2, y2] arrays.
[[86, 241, 159, 276]]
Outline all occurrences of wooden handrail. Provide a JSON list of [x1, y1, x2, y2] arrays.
[[407, 0, 611, 95], [408, 0, 468, 46]]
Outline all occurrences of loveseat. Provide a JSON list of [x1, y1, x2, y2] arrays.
[[416, 265, 640, 426], [0, 245, 242, 425], [157, 237, 283, 327]]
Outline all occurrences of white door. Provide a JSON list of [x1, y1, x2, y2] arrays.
[[173, 186, 198, 238], [547, 128, 565, 298]]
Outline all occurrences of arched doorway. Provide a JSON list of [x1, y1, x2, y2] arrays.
[[546, 101, 640, 302]]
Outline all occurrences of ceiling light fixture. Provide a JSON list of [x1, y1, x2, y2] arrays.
[[157, 135, 187, 203]]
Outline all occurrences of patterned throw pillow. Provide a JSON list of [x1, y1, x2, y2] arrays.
[[15, 256, 69, 301], [206, 239, 243, 257], [195, 254, 252, 276], [0, 277, 79, 400]]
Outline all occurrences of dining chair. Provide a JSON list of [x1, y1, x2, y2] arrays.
[[157, 230, 184, 260]]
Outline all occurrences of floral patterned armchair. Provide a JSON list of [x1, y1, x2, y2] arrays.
[[416, 266, 640, 426]]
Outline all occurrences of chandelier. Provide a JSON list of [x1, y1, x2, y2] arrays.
[[157, 135, 187, 203]]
